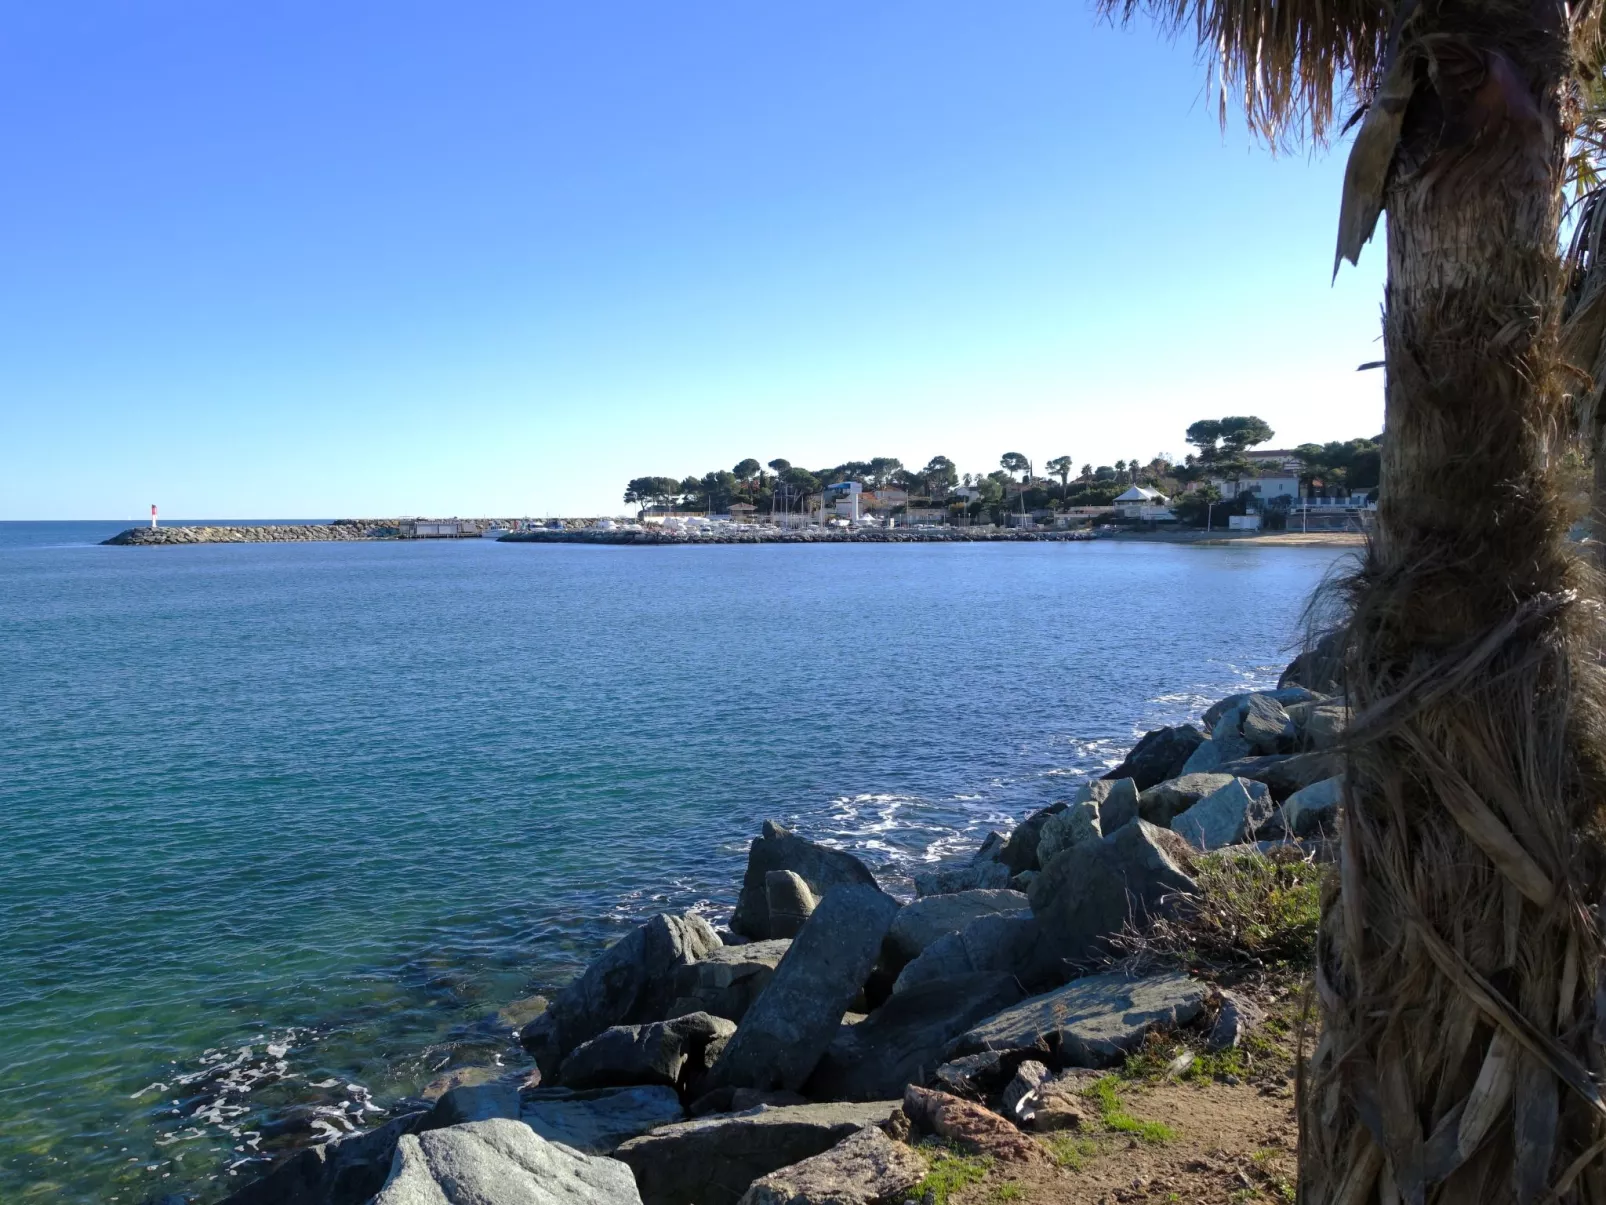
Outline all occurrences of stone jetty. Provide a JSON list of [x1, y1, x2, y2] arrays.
[[104, 521, 404, 545], [500, 527, 1098, 546], [214, 651, 1343, 1205]]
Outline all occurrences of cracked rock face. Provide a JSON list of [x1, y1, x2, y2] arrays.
[[373, 1117, 643, 1205], [736, 1124, 927, 1205]]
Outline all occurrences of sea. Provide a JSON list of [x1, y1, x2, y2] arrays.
[[0, 520, 1350, 1203]]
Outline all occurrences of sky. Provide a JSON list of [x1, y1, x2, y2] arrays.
[[0, 1, 1385, 520]]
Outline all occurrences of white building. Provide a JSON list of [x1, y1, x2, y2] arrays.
[[1214, 472, 1301, 502], [1112, 485, 1174, 520]]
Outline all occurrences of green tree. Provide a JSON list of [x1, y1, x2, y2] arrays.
[[733, 458, 761, 486], [1046, 455, 1075, 497], [1117, 0, 1606, 1191], [1114, 458, 1128, 484], [921, 455, 958, 498], [867, 457, 903, 487], [766, 458, 791, 477], [1079, 462, 1093, 482]]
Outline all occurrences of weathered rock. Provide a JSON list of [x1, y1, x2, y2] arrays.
[[998, 803, 1067, 873], [1207, 990, 1267, 1052], [1026, 821, 1197, 963], [496, 994, 551, 1032], [731, 821, 880, 940], [1000, 1060, 1050, 1123], [424, 1082, 520, 1128], [737, 1125, 927, 1205], [1283, 775, 1343, 837], [1093, 778, 1140, 834], [1202, 686, 1319, 730], [374, 1117, 642, 1205], [668, 939, 791, 1023], [1239, 693, 1298, 755], [1027, 1075, 1093, 1132], [1179, 736, 1231, 776], [1171, 778, 1274, 851], [1279, 630, 1345, 693], [901, 1085, 1047, 1164], [766, 871, 819, 940], [1101, 725, 1206, 790], [932, 1052, 1008, 1098], [883, 890, 1029, 965], [948, 972, 1208, 1067], [805, 974, 1026, 1101], [1137, 772, 1236, 827], [892, 914, 1046, 996], [217, 1109, 430, 1205], [912, 860, 1011, 896], [705, 883, 901, 1093], [1035, 799, 1101, 867], [1214, 751, 1339, 801], [971, 831, 1009, 865], [519, 1084, 685, 1154], [1299, 702, 1349, 750], [520, 913, 722, 1077], [559, 1012, 736, 1091], [420, 1065, 503, 1101], [614, 1101, 901, 1205]]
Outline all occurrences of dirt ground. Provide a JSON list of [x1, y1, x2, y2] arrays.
[[944, 1079, 1298, 1205]]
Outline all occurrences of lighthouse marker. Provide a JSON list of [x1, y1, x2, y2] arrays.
[[151, 504, 158, 529]]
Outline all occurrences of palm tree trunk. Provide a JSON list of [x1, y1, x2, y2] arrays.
[[1300, 13, 1606, 1203]]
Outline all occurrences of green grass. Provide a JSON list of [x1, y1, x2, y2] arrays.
[[1087, 1075, 1176, 1143], [914, 1142, 992, 1205], [1044, 1133, 1099, 1170], [992, 1185, 1024, 1202]]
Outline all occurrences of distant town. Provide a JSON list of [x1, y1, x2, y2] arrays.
[[622, 418, 1383, 534]]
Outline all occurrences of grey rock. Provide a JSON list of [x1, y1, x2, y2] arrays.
[[614, 1101, 901, 1205], [737, 1125, 926, 1205], [1239, 694, 1297, 755], [374, 1117, 642, 1205], [521, 913, 722, 1077], [883, 890, 1029, 965], [1299, 702, 1349, 750], [1027, 820, 1198, 963], [1208, 710, 1255, 763], [892, 914, 1046, 996], [911, 860, 1011, 897], [1001, 1060, 1050, 1122], [668, 939, 791, 1023], [1179, 737, 1231, 776], [731, 821, 880, 940], [1095, 779, 1140, 834], [932, 1052, 1008, 1097], [998, 803, 1067, 874], [971, 831, 1009, 865], [804, 973, 1026, 1101], [1202, 686, 1319, 730], [217, 1109, 430, 1205], [1036, 800, 1101, 868], [705, 883, 901, 1093], [1214, 752, 1340, 801], [766, 871, 819, 940], [1279, 630, 1345, 693], [1171, 778, 1274, 851], [519, 1084, 685, 1154], [1283, 775, 1343, 837], [1207, 990, 1267, 1052], [948, 972, 1209, 1067], [689, 1087, 810, 1117], [1137, 773, 1235, 827], [559, 1012, 736, 1091], [424, 1082, 520, 1128], [1101, 725, 1206, 791]]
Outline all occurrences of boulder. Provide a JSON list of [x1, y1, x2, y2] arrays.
[[1171, 778, 1274, 851], [736, 1125, 926, 1205], [1101, 725, 1206, 790], [731, 821, 880, 940], [766, 871, 818, 940], [216, 1109, 430, 1205], [1299, 702, 1349, 750], [1093, 778, 1140, 834], [1207, 989, 1267, 1052], [1034, 800, 1101, 868], [373, 1117, 642, 1205], [1214, 751, 1340, 801], [804, 974, 1026, 1101], [932, 1052, 1009, 1098], [614, 1101, 901, 1205], [998, 803, 1067, 873], [883, 890, 1029, 965], [689, 1087, 810, 1116], [558, 1012, 736, 1091], [668, 939, 791, 1023], [1279, 630, 1346, 693], [1202, 686, 1319, 730], [1000, 1060, 1050, 1123], [948, 971, 1209, 1067], [1027, 1077, 1090, 1132], [971, 831, 1009, 865], [1239, 693, 1298, 755], [901, 1085, 1047, 1164], [1283, 775, 1343, 837], [704, 884, 901, 1093], [1026, 821, 1197, 963], [519, 1084, 685, 1154], [521, 913, 722, 1077], [423, 1082, 520, 1128], [1137, 773, 1235, 827], [892, 914, 1046, 996], [912, 861, 1011, 897]]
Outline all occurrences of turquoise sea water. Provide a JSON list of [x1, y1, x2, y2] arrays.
[[0, 522, 1348, 1202]]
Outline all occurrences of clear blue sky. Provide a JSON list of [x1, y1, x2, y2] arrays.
[[0, 1, 1384, 520]]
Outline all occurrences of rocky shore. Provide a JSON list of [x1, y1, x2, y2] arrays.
[[206, 650, 1343, 1205], [500, 527, 1098, 546], [104, 522, 406, 545]]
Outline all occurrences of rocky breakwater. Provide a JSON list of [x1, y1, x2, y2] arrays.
[[104, 521, 404, 546], [501, 526, 1098, 546], [214, 653, 1346, 1205]]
